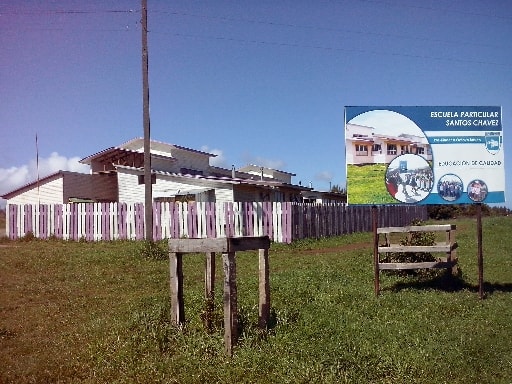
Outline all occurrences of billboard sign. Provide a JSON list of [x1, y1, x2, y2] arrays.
[[345, 106, 505, 205]]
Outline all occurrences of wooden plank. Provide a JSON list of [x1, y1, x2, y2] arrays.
[[169, 237, 229, 253], [258, 248, 270, 329], [372, 206, 380, 296], [168, 236, 270, 253], [378, 242, 458, 253], [377, 224, 455, 234], [204, 252, 215, 299], [169, 252, 185, 325], [223, 251, 237, 356], [379, 260, 457, 270]]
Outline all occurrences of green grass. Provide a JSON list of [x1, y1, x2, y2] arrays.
[[1, 217, 512, 383], [347, 164, 396, 204]]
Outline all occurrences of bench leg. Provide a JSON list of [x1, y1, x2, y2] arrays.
[[258, 247, 270, 329], [170, 252, 185, 325], [223, 251, 237, 356]]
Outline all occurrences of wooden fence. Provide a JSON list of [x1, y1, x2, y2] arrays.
[[6, 202, 427, 243]]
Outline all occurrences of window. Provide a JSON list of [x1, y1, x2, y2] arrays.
[[387, 144, 397, 155], [372, 144, 381, 153], [416, 147, 424, 155], [355, 144, 368, 156], [400, 145, 409, 154]]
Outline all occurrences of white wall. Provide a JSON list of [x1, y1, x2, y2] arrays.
[[117, 168, 235, 204], [7, 177, 64, 205], [117, 172, 145, 203]]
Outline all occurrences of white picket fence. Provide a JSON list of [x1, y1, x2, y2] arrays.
[[6, 201, 291, 242], [6, 201, 428, 243]]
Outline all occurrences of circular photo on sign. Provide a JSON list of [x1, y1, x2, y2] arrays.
[[437, 174, 463, 202], [385, 154, 433, 203], [467, 179, 488, 202]]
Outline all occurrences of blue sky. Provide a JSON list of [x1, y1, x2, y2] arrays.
[[1, 0, 511, 206]]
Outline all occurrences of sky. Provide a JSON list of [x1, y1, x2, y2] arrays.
[[1, 0, 511, 207], [349, 110, 424, 138]]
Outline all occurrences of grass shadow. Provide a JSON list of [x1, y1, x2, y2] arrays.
[[386, 270, 512, 296], [387, 270, 469, 293], [383, 270, 512, 295]]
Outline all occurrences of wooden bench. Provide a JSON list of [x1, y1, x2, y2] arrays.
[[168, 236, 271, 356], [373, 224, 458, 294]]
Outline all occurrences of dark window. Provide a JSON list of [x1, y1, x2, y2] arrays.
[[387, 144, 397, 155]]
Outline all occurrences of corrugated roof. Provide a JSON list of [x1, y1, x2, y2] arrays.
[[114, 164, 310, 191]]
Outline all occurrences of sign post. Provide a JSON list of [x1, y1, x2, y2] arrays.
[[345, 106, 505, 298]]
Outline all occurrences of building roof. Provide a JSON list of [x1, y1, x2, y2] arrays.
[[114, 164, 310, 192], [1, 170, 79, 199], [238, 164, 296, 176], [80, 138, 217, 165], [118, 138, 217, 157]]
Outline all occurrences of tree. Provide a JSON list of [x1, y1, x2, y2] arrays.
[[330, 184, 346, 194]]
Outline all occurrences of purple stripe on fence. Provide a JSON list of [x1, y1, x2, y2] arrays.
[[54, 204, 63, 239], [186, 202, 197, 238], [85, 203, 94, 241], [9, 205, 18, 240], [101, 203, 109, 241], [282, 202, 291, 243], [169, 202, 179, 238], [118, 202, 127, 240], [204, 202, 214, 238], [224, 202, 234, 237], [135, 203, 144, 240], [24, 205, 33, 235], [39, 204, 48, 239], [70, 204, 79, 241]]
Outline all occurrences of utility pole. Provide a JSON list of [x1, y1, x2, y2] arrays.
[[141, 0, 153, 241]]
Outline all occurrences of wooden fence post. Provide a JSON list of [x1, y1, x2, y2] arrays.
[[258, 247, 270, 329], [169, 251, 185, 325], [372, 206, 380, 296], [223, 251, 237, 356], [205, 252, 215, 298]]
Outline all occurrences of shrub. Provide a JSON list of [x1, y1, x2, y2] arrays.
[[381, 219, 436, 264], [138, 240, 168, 260]]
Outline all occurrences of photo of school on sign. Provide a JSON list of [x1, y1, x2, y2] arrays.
[[345, 107, 505, 205]]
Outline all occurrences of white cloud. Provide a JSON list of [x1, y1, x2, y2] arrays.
[[315, 171, 333, 182], [201, 146, 227, 168], [0, 152, 89, 206], [241, 154, 285, 171]]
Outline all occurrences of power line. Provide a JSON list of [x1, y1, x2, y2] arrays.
[[1, 4, 509, 67], [1, 5, 509, 50], [0, 9, 138, 15], [165, 32, 511, 67], [154, 10, 506, 50], [355, 0, 512, 22]]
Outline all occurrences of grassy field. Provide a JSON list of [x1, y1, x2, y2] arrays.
[[347, 164, 396, 204], [1, 216, 512, 383]]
